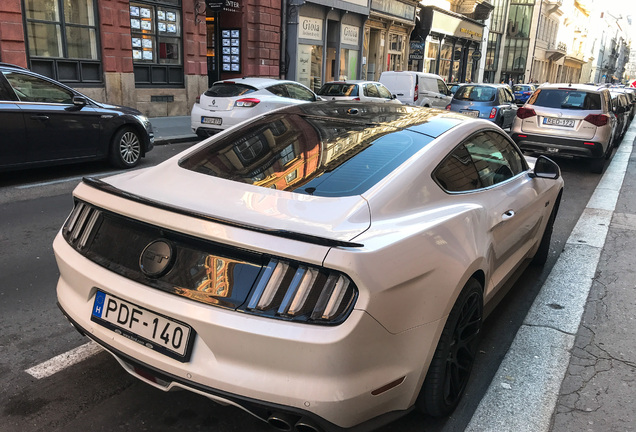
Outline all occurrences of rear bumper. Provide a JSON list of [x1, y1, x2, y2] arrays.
[[511, 132, 607, 159], [57, 302, 412, 432]]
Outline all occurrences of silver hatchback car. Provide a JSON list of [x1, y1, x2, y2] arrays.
[[510, 83, 616, 173]]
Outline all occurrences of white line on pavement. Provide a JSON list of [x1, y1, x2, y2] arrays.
[[15, 171, 124, 189], [25, 341, 103, 379]]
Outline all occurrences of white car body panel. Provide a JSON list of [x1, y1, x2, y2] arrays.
[[54, 103, 563, 430]]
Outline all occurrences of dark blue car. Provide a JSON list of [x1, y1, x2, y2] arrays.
[[512, 84, 537, 105]]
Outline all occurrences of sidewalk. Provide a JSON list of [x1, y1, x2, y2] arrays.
[[149, 115, 199, 145], [467, 123, 636, 431]]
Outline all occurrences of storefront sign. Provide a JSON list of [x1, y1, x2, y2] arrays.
[[472, 50, 482, 61], [341, 25, 360, 46], [431, 10, 483, 41], [343, 0, 368, 6], [409, 41, 424, 60], [207, 0, 240, 12], [299, 17, 323, 41], [371, 0, 415, 21]]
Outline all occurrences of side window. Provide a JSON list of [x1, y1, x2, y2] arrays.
[[506, 88, 514, 102], [3, 71, 74, 104], [434, 144, 482, 192], [267, 84, 289, 98], [0, 78, 15, 101], [284, 83, 316, 101], [365, 84, 380, 98], [436, 79, 449, 95], [464, 131, 526, 187], [376, 84, 392, 99]]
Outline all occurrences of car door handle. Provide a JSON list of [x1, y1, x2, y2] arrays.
[[502, 210, 515, 220], [31, 115, 50, 121]]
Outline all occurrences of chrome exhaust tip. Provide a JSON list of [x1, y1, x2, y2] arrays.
[[295, 417, 322, 432], [267, 412, 298, 431]]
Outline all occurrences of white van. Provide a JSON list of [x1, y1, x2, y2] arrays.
[[379, 71, 451, 109]]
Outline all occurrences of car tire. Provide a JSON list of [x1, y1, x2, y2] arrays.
[[531, 193, 561, 266], [416, 277, 483, 417], [110, 126, 142, 169]]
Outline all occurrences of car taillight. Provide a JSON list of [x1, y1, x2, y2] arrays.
[[235, 98, 260, 107], [353, 97, 360, 101], [195, 95, 200, 104], [584, 114, 609, 127], [246, 258, 357, 324], [524, 91, 532, 95], [517, 107, 537, 119], [414, 84, 418, 102], [445, 104, 451, 110], [489, 107, 497, 119]]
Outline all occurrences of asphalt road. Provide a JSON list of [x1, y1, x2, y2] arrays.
[[0, 141, 605, 432]]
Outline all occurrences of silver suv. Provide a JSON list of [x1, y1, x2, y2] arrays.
[[510, 83, 616, 173]]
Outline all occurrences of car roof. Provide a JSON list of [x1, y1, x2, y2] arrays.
[[211, 77, 302, 89], [538, 83, 604, 93], [322, 80, 384, 85], [0, 62, 28, 70]]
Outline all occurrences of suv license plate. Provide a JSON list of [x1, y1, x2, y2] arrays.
[[543, 117, 574, 127], [202, 116, 222, 125], [91, 290, 194, 362]]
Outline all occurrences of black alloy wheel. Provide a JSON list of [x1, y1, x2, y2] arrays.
[[417, 278, 483, 417], [110, 126, 142, 168]]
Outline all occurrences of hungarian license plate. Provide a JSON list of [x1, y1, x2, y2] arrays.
[[91, 290, 194, 362], [460, 110, 479, 118], [201, 116, 222, 125], [543, 117, 574, 127]]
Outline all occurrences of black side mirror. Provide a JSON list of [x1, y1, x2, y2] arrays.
[[530, 155, 560, 180], [72, 95, 88, 107]]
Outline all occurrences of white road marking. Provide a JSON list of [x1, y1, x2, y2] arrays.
[[15, 171, 124, 189], [25, 341, 103, 379]]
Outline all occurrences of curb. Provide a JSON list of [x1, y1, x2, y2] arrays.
[[153, 135, 200, 145], [466, 123, 635, 431]]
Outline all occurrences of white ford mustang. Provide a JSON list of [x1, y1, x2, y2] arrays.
[[54, 101, 563, 432]]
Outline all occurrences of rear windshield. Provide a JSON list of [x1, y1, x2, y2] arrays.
[[455, 85, 496, 102], [513, 85, 533, 92], [532, 89, 601, 110], [179, 109, 436, 197], [317, 83, 359, 97], [204, 83, 257, 97]]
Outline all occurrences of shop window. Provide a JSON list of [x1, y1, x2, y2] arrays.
[[24, 0, 101, 84], [388, 34, 405, 71], [131, 1, 184, 87], [425, 40, 439, 74], [297, 45, 323, 93], [340, 49, 359, 80]]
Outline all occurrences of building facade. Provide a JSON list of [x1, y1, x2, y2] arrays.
[[0, 0, 286, 117], [410, 5, 486, 83], [284, 0, 369, 93]]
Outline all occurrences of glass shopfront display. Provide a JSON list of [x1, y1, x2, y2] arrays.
[[425, 40, 439, 74], [340, 49, 359, 80], [297, 44, 323, 93], [438, 42, 453, 81]]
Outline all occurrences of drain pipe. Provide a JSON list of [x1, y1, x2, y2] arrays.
[[280, 0, 288, 79]]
